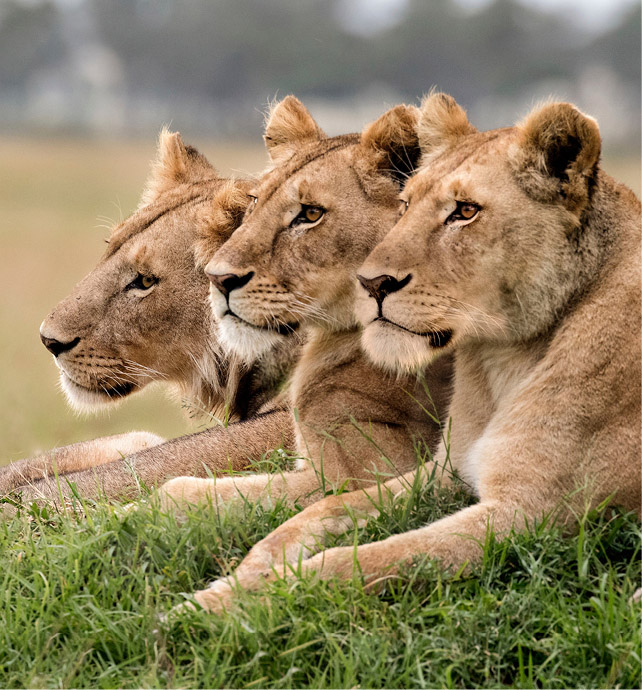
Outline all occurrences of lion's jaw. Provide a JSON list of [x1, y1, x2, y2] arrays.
[[57, 366, 136, 412], [205, 266, 294, 364]]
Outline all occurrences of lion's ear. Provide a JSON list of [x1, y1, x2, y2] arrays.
[[361, 104, 421, 184], [511, 102, 601, 210], [264, 96, 325, 164], [417, 92, 476, 163], [194, 180, 251, 269], [140, 128, 218, 206]]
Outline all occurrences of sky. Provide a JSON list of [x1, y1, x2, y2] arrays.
[[336, 0, 638, 36], [13, 0, 641, 34], [458, 0, 639, 31]]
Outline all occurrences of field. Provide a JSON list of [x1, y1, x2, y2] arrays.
[[0, 137, 640, 688]]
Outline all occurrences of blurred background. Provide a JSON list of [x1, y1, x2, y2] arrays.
[[0, 0, 639, 465]]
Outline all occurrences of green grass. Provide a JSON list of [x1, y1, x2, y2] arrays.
[[1, 467, 639, 689]]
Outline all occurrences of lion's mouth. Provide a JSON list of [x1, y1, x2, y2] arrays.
[[61, 370, 136, 399], [374, 317, 453, 348], [223, 309, 299, 337]]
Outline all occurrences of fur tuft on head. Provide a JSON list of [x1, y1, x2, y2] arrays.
[[417, 91, 476, 163], [361, 104, 421, 184], [194, 179, 252, 269], [264, 96, 326, 164], [510, 101, 601, 212], [140, 128, 218, 207]]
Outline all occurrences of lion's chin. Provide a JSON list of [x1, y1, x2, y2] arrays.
[[361, 319, 447, 373], [59, 371, 135, 413], [217, 314, 287, 364]]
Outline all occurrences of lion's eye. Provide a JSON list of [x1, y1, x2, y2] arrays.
[[304, 206, 323, 222], [399, 200, 409, 217], [126, 274, 158, 291], [291, 205, 325, 228], [446, 201, 481, 224]]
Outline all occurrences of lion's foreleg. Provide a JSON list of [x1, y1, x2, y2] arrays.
[[8, 409, 294, 505], [0, 431, 165, 496], [184, 464, 444, 613], [190, 499, 522, 614], [156, 466, 324, 513], [233, 464, 435, 574]]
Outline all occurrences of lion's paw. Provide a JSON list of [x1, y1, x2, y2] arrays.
[[156, 476, 215, 511]]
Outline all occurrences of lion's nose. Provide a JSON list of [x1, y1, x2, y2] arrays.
[[206, 271, 254, 299], [357, 273, 411, 303], [40, 334, 80, 357]]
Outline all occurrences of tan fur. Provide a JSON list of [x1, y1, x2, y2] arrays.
[[1, 133, 296, 503], [263, 95, 327, 165], [185, 96, 641, 615], [157, 99, 453, 613], [416, 91, 477, 165], [139, 127, 218, 207]]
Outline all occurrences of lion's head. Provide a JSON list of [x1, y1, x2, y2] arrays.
[[357, 93, 604, 372], [39, 130, 263, 418], [203, 96, 420, 362]]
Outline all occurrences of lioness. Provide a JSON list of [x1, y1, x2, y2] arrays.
[[159, 97, 452, 612], [1, 130, 295, 502], [180, 94, 640, 613]]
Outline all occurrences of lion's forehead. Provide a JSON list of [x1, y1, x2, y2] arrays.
[[253, 134, 360, 204], [407, 128, 515, 199], [105, 185, 217, 258]]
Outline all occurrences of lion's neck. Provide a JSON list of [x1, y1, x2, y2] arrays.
[[174, 329, 233, 422], [459, 340, 547, 412], [585, 171, 641, 269], [291, 326, 361, 398]]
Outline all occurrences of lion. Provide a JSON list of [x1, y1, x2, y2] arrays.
[[0, 130, 296, 503], [156, 97, 453, 612], [178, 94, 640, 615]]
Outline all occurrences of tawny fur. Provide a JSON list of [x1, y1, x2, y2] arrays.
[[187, 95, 641, 616], [416, 90, 477, 165], [1, 132, 296, 504], [157, 98, 453, 613], [263, 95, 327, 165]]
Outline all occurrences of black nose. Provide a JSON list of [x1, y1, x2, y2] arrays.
[[357, 273, 411, 303], [40, 335, 80, 357], [207, 271, 254, 299]]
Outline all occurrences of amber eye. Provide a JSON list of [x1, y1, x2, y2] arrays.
[[304, 206, 323, 222], [399, 200, 409, 217], [446, 201, 481, 224], [291, 205, 325, 228], [126, 273, 157, 291]]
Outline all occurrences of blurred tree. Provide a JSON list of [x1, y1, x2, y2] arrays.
[[0, 0, 637, 145]]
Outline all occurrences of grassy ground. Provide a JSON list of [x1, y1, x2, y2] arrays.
[[0, 467, 640, 689]]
